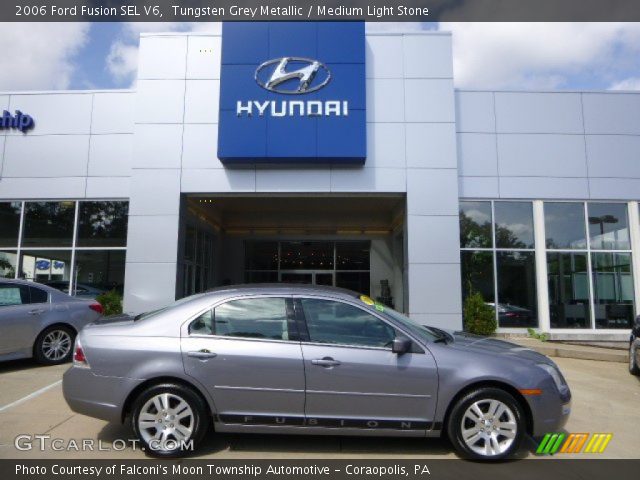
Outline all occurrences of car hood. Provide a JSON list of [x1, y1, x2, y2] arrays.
[[444, 330, 555, 365]]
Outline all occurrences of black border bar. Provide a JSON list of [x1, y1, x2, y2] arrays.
[[4, 0, 640, 22], [4, 459, 640, 480]]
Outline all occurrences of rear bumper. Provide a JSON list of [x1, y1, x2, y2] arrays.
[[62, 366, 141, 423]]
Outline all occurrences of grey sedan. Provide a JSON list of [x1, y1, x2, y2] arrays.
[[63, 285, 571, 460], [0, 279, 103, 364]]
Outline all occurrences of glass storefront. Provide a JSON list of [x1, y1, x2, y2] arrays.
[[460, 200, 636, 331], [459, 201, 538, 328], [0, 200, 128, 298], [244, 240, 371, 295], [545, 202, 634, 329]]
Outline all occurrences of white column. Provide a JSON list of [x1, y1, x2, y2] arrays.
[[627, 201, 640, 316], [533, 201, 550, 332]]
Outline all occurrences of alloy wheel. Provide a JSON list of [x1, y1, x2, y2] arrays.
[[460, 399, 518, 457], [138, 393, 195, 452], [41, 330, 72, 361]]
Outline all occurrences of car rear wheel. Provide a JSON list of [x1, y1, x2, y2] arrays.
[[131, 383, 209, 457], [629, 343, 640, 375], [34, 325, 75, 365], [447, 387, 526, 460]]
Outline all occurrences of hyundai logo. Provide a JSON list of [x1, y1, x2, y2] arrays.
[[255, 57, 331, 94]]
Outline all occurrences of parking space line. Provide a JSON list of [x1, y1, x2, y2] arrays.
[[0, 380, 62, 413]]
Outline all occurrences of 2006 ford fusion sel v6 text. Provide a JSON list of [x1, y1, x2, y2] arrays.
[[63, 285, 571, 460]]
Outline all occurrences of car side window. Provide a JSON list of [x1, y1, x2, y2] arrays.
[[0, 284, 29, 307], [189, 309, 213, 335], [300, 298, 396, 348], [188, 298, 292, 340], [29, 286, 48, 304]]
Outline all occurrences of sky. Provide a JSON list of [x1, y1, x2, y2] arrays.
[[1, 22, 640, 91]]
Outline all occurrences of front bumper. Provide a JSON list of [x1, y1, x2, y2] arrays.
[[63, 366, 142, 423], [527, 384, 572, 437]]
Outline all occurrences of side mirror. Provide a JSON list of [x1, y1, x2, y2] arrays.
[[635, 315, 640, 328], [392, 336, 412, 355]]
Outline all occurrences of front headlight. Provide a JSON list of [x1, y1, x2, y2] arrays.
[[537, 363, 566, 391]]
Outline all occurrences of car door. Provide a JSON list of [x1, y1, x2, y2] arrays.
[[0, 283, 37, 354], [181, 295, 306, 426], [296, 296, 438, 432]]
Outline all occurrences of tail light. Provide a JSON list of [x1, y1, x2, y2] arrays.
[[89, 303, 103, 314], [73, 339, 90, 368]]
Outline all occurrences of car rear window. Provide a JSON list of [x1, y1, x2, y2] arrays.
[[29, 286, 48, 304]]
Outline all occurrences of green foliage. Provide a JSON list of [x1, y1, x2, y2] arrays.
[[527, 328, 549, 342], [96, 289, 123, 316], [463, 292, 497, 336]]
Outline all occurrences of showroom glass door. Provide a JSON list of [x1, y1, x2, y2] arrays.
[[279, 271, 335, 286], [245, 240, 371, 295]]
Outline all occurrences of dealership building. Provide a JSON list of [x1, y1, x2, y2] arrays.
[[1, 22, 639, 340]]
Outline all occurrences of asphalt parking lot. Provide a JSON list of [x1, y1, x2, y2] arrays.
[[0, 357, 638, 459]]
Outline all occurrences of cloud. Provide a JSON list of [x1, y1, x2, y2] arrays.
[[365, 22, 432, 33], [106, 41, 139, 85], [610, 77, 640, 90], [0, 23, 89, 90], [105, 22, 221, 85], [439, 22, 640, 89]]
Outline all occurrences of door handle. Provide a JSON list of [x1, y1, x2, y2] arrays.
[[28, 309, 45, 315], [311, 357, 341, 367], [187, 349, 217, 359]]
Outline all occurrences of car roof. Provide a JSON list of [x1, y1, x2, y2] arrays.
[[205, 283, 360, 301], [0, 278, 61, 293]]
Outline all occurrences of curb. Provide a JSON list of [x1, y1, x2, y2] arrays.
[[509, 340, 629, 363]]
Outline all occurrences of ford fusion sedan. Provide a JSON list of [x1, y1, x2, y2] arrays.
[[63, 285, 571, 460], [0, 279, 103, 364]]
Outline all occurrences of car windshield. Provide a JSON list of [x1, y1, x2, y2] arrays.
[[134, 293, 206, 321], [356, 295, 452, 343]]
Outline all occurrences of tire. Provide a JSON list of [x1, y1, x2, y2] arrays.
[[131, 383, 209, 458], [629, 343, 640, 376], [447, 387, 526, 460], [34, 325, 75, 365]]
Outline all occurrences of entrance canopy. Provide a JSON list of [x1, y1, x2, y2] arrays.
[[185, 194, 405, 235]]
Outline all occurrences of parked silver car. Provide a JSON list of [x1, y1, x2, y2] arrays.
[[63, 285, 571, 460], [0, 279, 103, 364]]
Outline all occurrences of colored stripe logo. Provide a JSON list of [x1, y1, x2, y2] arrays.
[[537, 433, 612, 454]]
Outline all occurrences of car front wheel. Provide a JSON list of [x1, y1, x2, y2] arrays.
[[447, 387, 526, 460], [629, 343, 640, 376], [131, 383, 209, 457]]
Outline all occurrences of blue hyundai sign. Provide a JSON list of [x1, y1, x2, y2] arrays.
[[218, 22, 366, 164]]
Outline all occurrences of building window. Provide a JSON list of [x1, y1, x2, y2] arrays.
[[22, 201, 75, 247], [0, 251, 18, 279], [0, 202, 21, 248], [0, 200, 128, 298], [544, 202, 634, 330], [77, 201, 128, 247], [547, 252, 590, 328], [459, 201, 538, 328]]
